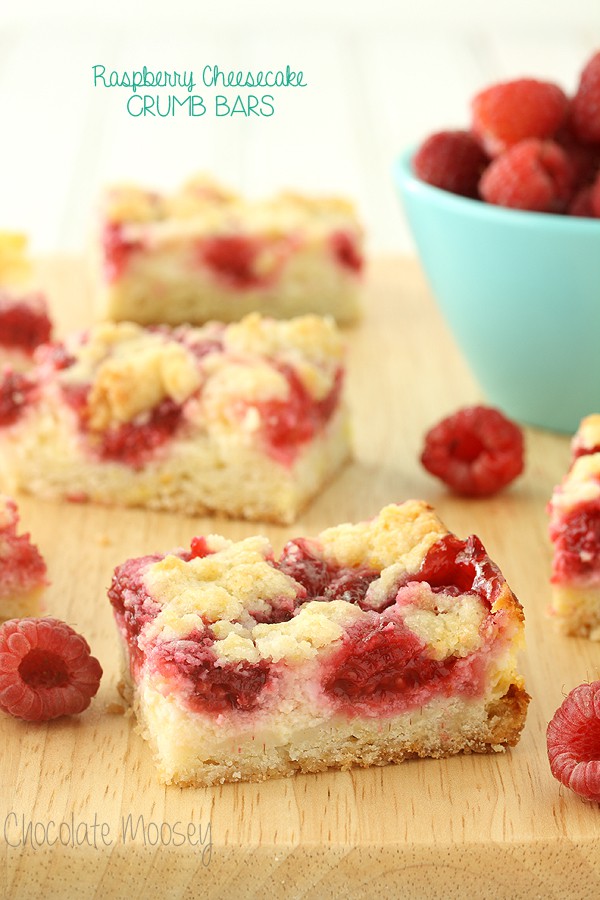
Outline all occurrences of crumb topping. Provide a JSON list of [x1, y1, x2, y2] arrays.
[[573, 415, 600, 455], [133, 502, 498, 669], [552, 454, 600, 512], [397, 582, 486, 660], [252, 600, 365, 664], [224, 312, 343, 401], [102, 174, 361, 238], [319, 502, 448, 572], [102, 186, 163, 224], [143, 537, 299, 637], [165, 174, 238, 219], [0, 232, 32, 285], [55, 315, 342, 438], [87, 339, 200, 430]]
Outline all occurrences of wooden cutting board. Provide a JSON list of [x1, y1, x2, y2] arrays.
[[1, 258, 598, 900]]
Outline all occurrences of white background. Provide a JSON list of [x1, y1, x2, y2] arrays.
[[1, 0, 599, 254]]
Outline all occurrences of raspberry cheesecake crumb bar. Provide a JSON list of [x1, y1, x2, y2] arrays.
[[0, 232, 52, 370], [548, 414, 600, 637], [99, 175, 363, 326], [0, 495, 47, 620], [109, 501, 529, 786], [0, 313, 349, 523]]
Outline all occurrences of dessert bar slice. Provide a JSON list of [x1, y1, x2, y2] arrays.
[[0, 313, 349, 524], [99, 175, 363, 326], [109, 501, 529, 786], [0, 495, 47, 620], [0, 232, 52, 370], [548, 414, 600, 637]]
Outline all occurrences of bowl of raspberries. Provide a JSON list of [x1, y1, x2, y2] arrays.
[[395, 50, 600, 434]]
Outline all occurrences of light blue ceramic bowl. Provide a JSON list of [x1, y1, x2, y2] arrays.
[[395, 147, 600, 433]]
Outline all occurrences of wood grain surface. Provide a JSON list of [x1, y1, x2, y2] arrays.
[[1, 257, 598, 900]]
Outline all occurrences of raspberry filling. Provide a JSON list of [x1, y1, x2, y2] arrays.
[[0, 527, 47, 597], [249, 365, 343, 466], [42, 342, 77, 371], [58, 334, 221, 468], [400, 534, 505, 607], [321, 617, 484, 716], [61, 386, 185, 469], [109, 531, 506, 718], [97, 398, 184, 468], [108, 555, 163, 675], [550, 501, 600, 585], [277, 537, 379, 607], [199, 235, 281, 290], [154, 630, 275, 714], [102, 222, 143, 283], [0, 296, 52, 353], [330, 231, 364, 273], [572, 440, 600, 461], [0, 370, 37, 427]]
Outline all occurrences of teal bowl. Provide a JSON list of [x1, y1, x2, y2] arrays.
[[394, 148, 600, 433]]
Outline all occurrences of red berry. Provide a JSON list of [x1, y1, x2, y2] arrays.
[[472, 78, 569, 157], [479, 139, 573, 212], [569, 172, 600, 217], [420, 405, 524, 497], [547, 681, 600, 802], [555, 122, 600, 190], [591, 172, 600, 216], [412, 131, 489, 198], [572, 52, 600, 144], [0, 617, 102, 721], [568, 186, 596, 217]]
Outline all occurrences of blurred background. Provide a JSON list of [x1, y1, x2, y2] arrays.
[[1, 0, 599, 255]]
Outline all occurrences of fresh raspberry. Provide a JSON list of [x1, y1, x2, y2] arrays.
[[471, 78, 569, 157], [412, 131, 489, 198], [479, 139, 573, 212], [569, 172, 600, 217], [555, 122, 600, 190], [568, 186, 596, 217], [592, 172, 600, 216], [420, 405, 524, 497], [0, 617, 102, 721], [547, 681, 600, 802], [572, 52, 600, 144]]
